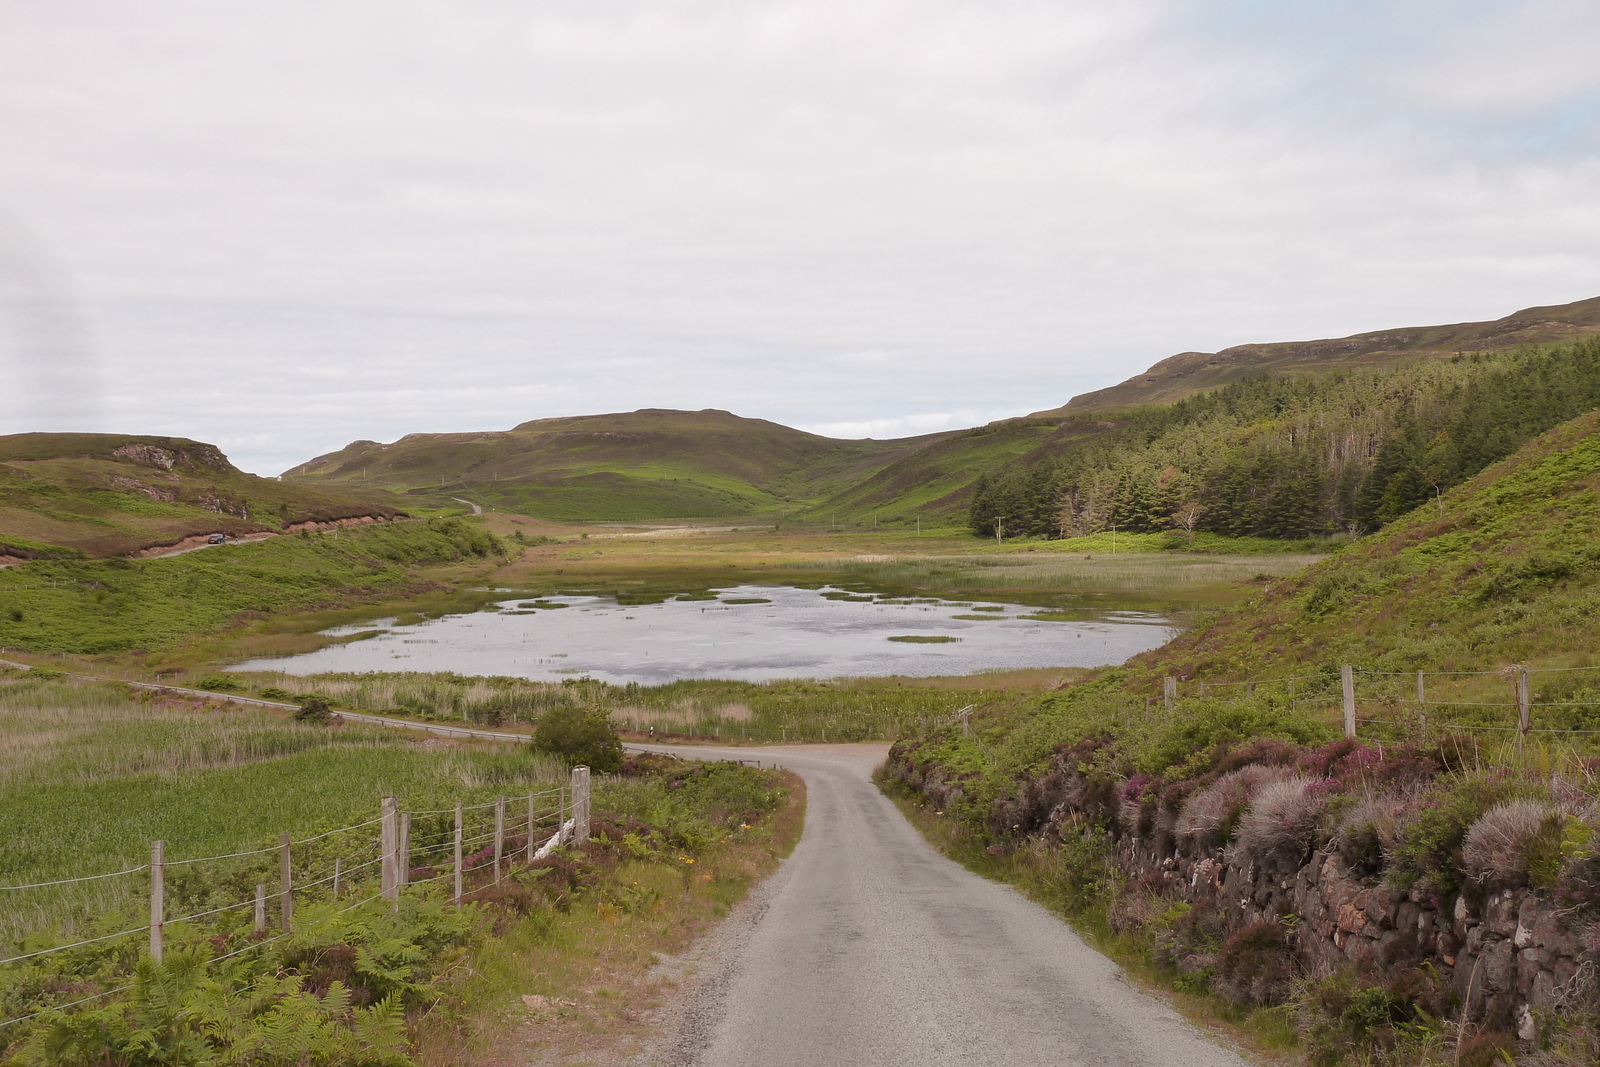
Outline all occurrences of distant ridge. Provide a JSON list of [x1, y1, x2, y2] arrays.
[[283, 294, 1600, 526], [286, 408, 960, 522], [1034, 294, 1600, 416]]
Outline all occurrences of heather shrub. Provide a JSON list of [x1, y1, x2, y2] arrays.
[[1177, 765, 1294, 852], [1215, 920, 1296, 1005], [1138, 702, 1334, 777], [1234, 776, 1328, 868], [1390, 779, 1515, 893], [1334, 794, 1410, 879], [1553, 823, 1600, 910], [1459, 806, 1555, 889]]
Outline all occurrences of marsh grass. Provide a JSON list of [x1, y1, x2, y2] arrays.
[[804, 552, 1317, 601], [0, 675, 564, 942], [226, 669, 1035, 745]]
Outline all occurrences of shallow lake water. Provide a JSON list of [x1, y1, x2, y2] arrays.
[[234, 585, 1175, 684]]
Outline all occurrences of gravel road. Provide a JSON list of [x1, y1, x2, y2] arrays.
[[630, 742, 1248, 1067]]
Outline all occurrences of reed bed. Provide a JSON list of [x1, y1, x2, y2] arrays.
[[806, 552, 1317, 595], [0, 675, 564, 942]]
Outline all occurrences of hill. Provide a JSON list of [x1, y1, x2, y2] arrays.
[[286, 408, 960, 522], [972, 337, 1600, 542], [1139, 402, 1600, 685], [1034, 293, 1600, 416], [0, 433, 404, 560], [881, 407, 1600, 1065], [281, 295, 1600, 530]]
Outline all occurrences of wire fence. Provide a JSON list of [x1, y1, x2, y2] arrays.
[[0, 768, 594, 1027], [1140, 662, 1600, 742]]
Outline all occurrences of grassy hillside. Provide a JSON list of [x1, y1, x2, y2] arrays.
[[1138, 403, 1600, 684], [879, 407, 1600, 1066], [285, 408, 957, 522], [973, 338, 1600, 542], [280, 296, 1600, 532], [0, 517, 503, 655], [795, 419, 1061, 523], [0, 433, 404, 559], [1036, 292, 1600, 415]]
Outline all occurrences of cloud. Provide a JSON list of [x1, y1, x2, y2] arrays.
[[0, 1, 1597, 472]]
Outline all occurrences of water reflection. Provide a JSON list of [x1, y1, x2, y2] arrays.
[[232, 585, 1175, 684]]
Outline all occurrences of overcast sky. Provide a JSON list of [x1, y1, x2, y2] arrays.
[[2, 1, 1598, 474]]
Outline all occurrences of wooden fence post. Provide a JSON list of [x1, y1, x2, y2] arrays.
[[149, 840, 165, 964], [571, 766, 591, 843], [255, 883, 266, 933], [526, 793, 536, 862], [1341, 665, 1356, 739], [380, 796, 400, 904], [559, 785, 567, 843], [399, 813, 411, 888], [279, 832, 294, 933], [453, 803, 463, 905], [1163, 676, 1176, 712], [1517, 668, 1531, 748], [332, 857, 342, 896], [493, 796, 505, 885], [1416, 670, 1426, 706]]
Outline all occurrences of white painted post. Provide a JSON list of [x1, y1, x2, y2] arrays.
[[1341, 664, 1356, 739], [380, 796, 400, 904], [453, 803, 464, 905], [571, 766, 591, 842], [279, 832, 294, 933], [1517, 667, 1531, 748], [149, 840, 165, 963], [1163, 676, 1176, 712], [254, 883, 266, 932], [493, 796, 505, 884]]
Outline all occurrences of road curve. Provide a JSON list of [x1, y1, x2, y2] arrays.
[[631, 741, 1248, 1067]]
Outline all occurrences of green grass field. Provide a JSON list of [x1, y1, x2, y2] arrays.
[[0, 518, 504, 656], [0, 672, 566, 941]]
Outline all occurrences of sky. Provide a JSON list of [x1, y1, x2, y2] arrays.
[[1, 1, 1598, 475]]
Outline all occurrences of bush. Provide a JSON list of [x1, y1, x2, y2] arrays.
[[193, 674, 243, 692], [1215, 921, 1295, 1005], [293, 694, 335, 724], [1139, 702, 1335, 776], [1390, 779, 1512, 893], [530, 705, 622, 774], [1234, 776, 1327, 868], [1462, 800, 1564, 889], [1177, 765, 1293, 852], [1335, 794, 1410, 879]]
